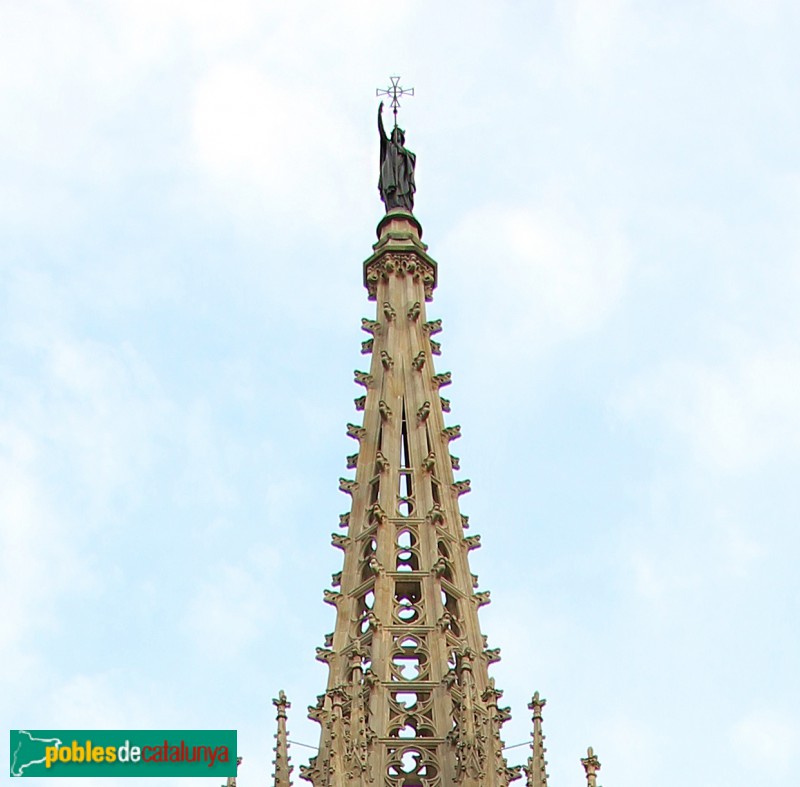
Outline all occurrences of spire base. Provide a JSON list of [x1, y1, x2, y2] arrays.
[[364, 210, 437, 299], [376, 208, 423, 242]]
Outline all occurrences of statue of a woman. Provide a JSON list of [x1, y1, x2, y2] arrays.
[[378, 102, 416, 213]]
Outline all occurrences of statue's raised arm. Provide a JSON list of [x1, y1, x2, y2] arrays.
[[377, 103, 416, 213], [378, 101, 388, 141], [378, 101, 389, 169]]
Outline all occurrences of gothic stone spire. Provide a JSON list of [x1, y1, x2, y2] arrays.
[[299, 208, 518, 787], [273, 690, 293, 787], [581, 747, 601, 787], [525, 692, 548, 787]]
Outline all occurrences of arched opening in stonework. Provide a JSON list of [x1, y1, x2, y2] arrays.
[[364, 589, 375, 610], [397, 401, 415, 517], [387, 749, 437, 787], [397, 529, 415, 550], [360, 537, 378, 581], [395, 580, 422, 623], [441, 589, 458, 617], [395, 722, 417, 739], [400, 400, 411, 469], [354, 587, 376, 636], [392, 653, 422, 680], [396, 546, 420, 572], [394, 691, 419, 710], [431, 478, 441, 505]]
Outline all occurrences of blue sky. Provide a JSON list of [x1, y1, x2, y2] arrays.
[[2, 2, 799, 786]]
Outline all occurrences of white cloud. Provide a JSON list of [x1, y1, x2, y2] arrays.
[[183, 549, 280, 658], [47, 671, 161, 729], [625, 510, 768, 608], [629, 547, 698, 602], [0, 429, 89, 668], [601, 713, 659, 786], [619, 345, 800, 472], [189, 62, 369, 233], [712, 0, 783, 27], [0, 291, 173, 687], [35, 335, 170, 503], [720, 523, 767, 579], [558, 0, 640, 78], [115, 0, 264, 57], [732, 711, 797, 779], [441, 201, 631, 359]]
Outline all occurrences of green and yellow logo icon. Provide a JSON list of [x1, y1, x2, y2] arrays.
[[9, 729, 237, 777]]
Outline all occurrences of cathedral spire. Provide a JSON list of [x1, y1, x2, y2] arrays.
[[272, 690, 293, 787], [581, 746, 601, 787], [283, 104, 604, 787], [298, 195, 520, 786], [525, 692, 548, 787]]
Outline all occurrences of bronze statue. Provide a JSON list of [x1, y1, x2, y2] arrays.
[[378, 101, 416, 213]]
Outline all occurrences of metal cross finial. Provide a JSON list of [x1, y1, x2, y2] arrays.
[[376, 75, 414, 126]]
